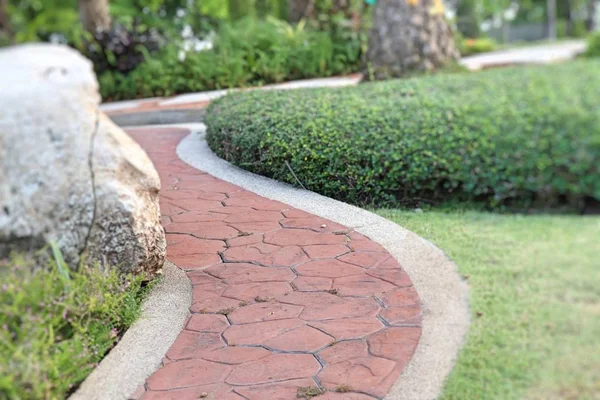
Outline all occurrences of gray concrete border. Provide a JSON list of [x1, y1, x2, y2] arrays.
[[168, 122, 470, 400], [460, 39, 586, 71], [108, 108, 205, 127], [70, 260, 192, 400]]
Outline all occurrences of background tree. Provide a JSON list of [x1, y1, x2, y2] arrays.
[[288, 0, 310, 22], [366, 0, 459, 79], [79, 0, 111, 33], [288, 0, 359, 25], [456, 0, 481, 38], [229, 0, 254, 20], [0, 0, 12, 44], [586, 0, 597, 31], [547, 0, 556, 39]]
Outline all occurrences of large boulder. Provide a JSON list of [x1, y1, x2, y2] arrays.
[[0, 43, 165, 276]]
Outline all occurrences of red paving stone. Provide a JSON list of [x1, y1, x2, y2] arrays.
[[127, 127, 422, 400]]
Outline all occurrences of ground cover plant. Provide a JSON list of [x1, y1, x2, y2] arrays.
[[206, 59, 600, 212], [0, 247, 151, 399], [376, 208, 600, 399], [458, 37, 497, 56]]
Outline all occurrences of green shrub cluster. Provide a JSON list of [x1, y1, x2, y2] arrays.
[[206, 60, 600, 210], [0, 248, 150, 399], [100, 17, 363, 100], [458, 37, 497, 57], [585, 31, 600, 58]]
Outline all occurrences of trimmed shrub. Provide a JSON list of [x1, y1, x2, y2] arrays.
[[206, 60, 600, 210]]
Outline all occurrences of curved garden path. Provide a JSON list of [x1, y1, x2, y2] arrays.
[[127, 127, 422, 400]]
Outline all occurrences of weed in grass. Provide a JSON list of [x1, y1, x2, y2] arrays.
[[217, 307, 236, 315], [335, 384, 353, 392], [297, 386, 325, 398]]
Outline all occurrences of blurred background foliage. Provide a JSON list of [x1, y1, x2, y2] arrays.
[[1, 0, 597, 100]]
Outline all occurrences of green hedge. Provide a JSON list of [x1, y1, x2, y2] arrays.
[[206, 60, 600, 210]]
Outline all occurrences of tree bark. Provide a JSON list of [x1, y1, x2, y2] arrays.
[[587, 0, 598, 32], [366, 0, 459, 79], [288, 0, 354, 24], [288, 0, 312, 23], [0, 0, 13, 42], [228, 0, 254, 20], [565, 0, 573, 37], [79, 0, 111, 34], [547, 0, 557, 40]]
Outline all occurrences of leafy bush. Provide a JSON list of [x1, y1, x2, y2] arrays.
[[99, 17, 363, 100], [83, 23, 163, 75], [3, 0, 216, 45], [206, 60, 600, 211], [458, 37, 496, 56], [0, 247, 151, 399], [585, 31, 600, 58]]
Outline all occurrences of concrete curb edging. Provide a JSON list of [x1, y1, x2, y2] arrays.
[[109, 108, 206, 127], [169, 123, 470, 400], [70, 260, 192, 400]]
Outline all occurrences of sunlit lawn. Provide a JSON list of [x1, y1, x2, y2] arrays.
[[377, 208, 600, 400]]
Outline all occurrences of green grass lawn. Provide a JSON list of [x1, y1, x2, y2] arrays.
[[376, 209, 600, 400]]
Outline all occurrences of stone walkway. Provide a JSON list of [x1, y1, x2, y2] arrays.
[[126, 127, 422, 400]]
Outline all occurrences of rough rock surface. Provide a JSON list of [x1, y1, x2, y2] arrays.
[[0, 43, 165, 276]]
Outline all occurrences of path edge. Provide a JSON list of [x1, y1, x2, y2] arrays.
[[70, 260, 192, 400], [170, 123, 471, 400]]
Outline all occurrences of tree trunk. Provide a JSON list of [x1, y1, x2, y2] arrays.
[[256, 0, 270, 18], [79, 0, 111, 34], [288, 0, 312, 23], [456, 0, 481, 38], [366, 0, 459, 79], [587, 0, 598, 32], [228, 0, 254, 21], [0, 0, 13, 42], [547, 0, 557, 40], [288, 0, 354, 24], [565, 0, 573, 37]]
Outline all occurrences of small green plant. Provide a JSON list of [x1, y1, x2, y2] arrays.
[[458, 37, 497, 56], [216, 307, 236, 315], [0, 247, 151, 399], [297, 386, 325, 398], [585, 31, 600, 58], [335, 384, 353, 392]]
